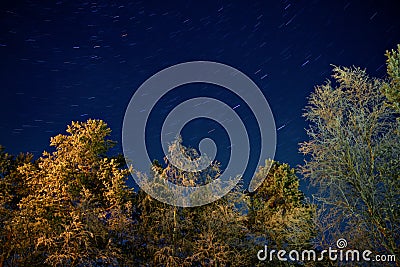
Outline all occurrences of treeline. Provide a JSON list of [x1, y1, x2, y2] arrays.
[[0, 45, 399, 266], [0, 120, 314, 266]]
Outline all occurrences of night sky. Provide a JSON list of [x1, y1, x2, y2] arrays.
[[1, 1, 399, 191]]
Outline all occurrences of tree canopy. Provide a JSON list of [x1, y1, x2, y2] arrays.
[[300, 45, 400, 259], [0, 120, 314, 266], [1, 120, 136, 266]]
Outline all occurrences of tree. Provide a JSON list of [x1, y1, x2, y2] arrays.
[[1, 121, 316, 266], [382, 44, 400, 112], [299, 46, 400, 259], [134, 138, 315, 266], [2, 120, 136, 266], [246, 160, 316, 266], [133, 138, 250, 266], [0, 146, 33, 267]]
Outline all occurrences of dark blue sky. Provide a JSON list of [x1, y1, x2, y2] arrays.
[[1, 1, 399, 188]]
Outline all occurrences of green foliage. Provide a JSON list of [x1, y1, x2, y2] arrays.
[[133, 141, 315, 266], [247, 161, 316, 266], [300, 46, 400, 259], [133, 141, 250, 266], [382, 44, 400, 112], [133, 189, 250, 266]]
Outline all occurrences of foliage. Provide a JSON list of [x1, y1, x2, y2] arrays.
[[2, 120, 136, 266], [133, 140, 315, 266], [247, 161, 316, 266], [382, 44, 400, 112], [133, 140, 250, 266], [0, 120, 315, 266], [299, 47, 400, 259], [0, 147, 33, 266]]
